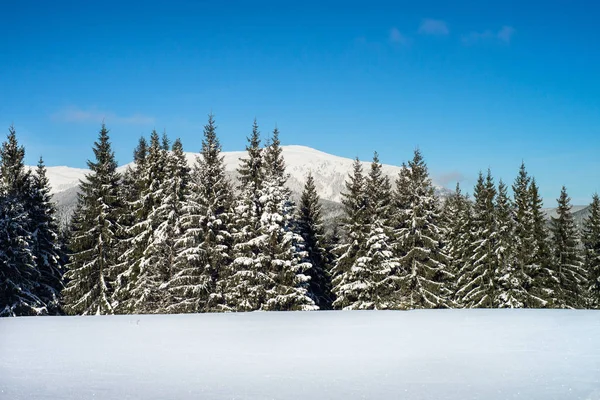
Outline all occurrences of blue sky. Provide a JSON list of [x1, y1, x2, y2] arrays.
[[1, 1, 599, 205]]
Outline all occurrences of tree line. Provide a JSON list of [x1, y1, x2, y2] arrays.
[[1, 117, 599, 316]]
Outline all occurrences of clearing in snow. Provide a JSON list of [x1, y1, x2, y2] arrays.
[[1, 310, 599, 399]]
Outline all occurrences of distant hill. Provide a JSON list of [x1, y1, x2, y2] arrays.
[[34, 145, 451, 230]]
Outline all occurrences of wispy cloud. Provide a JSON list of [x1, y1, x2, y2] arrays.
[[462, 25, 516, 45], [389, 27, 410, 45], [52, 106, 155, 125], [437, 171, 467, 187], [418, 19, 449, 35]]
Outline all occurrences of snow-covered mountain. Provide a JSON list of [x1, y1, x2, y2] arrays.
[[37, 145, 450, 227]]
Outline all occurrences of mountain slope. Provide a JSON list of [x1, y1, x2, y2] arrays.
[[38, 145, 451, 228]]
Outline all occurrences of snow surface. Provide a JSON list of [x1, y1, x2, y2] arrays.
[[1, 310, 599, 400]]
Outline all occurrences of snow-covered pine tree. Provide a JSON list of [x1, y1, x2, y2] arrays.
[[296, 172, 334, 309], [144, 138, 190, 313], [550, 186, 586, 308], [28, 157, 65, 314], [0, 126, 42, 316], [125, 133, 187, 314], [331, 157, 369, 309], [394, 149, 451, 309], [222, 120, 269, 311], [456, 170, 498, 308], [495, 180, 527, 308], [441, 183, 473, 305], [0, 193, 42, 316], [62, 124, 122, 315], [116, 131, 167, 313], [528, 178, 554, 307], [358, 152, 401, 309], [167, 115, 234, 313], [583, 194, 600, 308], [259, 128, 316, 311], [511, 162, 540, 307], [112, 136, 151, 313]]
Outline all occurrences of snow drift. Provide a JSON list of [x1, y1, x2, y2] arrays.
[[1, 310, 599, 399]]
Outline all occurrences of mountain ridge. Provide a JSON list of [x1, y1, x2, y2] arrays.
[[31, 145, 453, 227]]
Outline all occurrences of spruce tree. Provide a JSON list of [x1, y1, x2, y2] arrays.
[[0, 194, 42, 316], [441, 183, 473, 304], [144, 138, 190, 313], [583, 194, 600, 308], [359, 152, 401, 309], [394, 149, 450, 309], [259, 128, 316, 311], [113, 136, 152, 313], [550, 186, 586, 308], [28, 157, 64, 314], [297, 172, 334, 309], [457, 170, 498, 308], [511, 162, 539, 307], [331, 158, 369, 309], [529, 178, 554, 307], [495, 180, 526, 308], [62, 124, 122, 315], [223, 120, 269, 311], [0, 126, 43, 316], [167, 115, 234, 313]]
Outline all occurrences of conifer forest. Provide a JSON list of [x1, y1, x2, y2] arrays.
[[2, 117, 600, 317]]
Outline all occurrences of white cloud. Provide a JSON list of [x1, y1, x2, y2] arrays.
[[497, 26, 516, 43], [462, 25, 516, 45], [418, 19, 449, 35], [389, 27, 410, 45], [436, 171, 467, 187], [52, 106, 155, 125]]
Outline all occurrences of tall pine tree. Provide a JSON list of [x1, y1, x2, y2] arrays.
[[259, 128, 316, 311], [457, 170, 498, 308], [0, 126, 42, 316], [331, 158, 369, 309], [441, 183, 473, 304], [528, 178, 554, 307], [394, 149, 450, 309], [550, 186, 586, 308], [495, 180, 526, 308], [223, 120, 269, 311], [62, 124, 122, 315], [168, 115, 234, 313], [29, 157, 64, 314], [296, 172, 334, 309], [583, 194, 600, 308]]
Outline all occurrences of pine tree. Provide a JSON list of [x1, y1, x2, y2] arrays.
[[529, 178, 554, 307], [297, 172, 334, 309], [259, 128, 316, 311], [112, 136, 152, 313], [116, 131, 166, 313], [441, 183, 473, 304], [223, 120, 269, 311], [457, 170, 497, 308], [144, 138, 190, 313], [394, 149, 450, 309], [0, 194, 42, 316], [331, 158, 369, 309], [167, 115, 234, 313], [550, 186, 586, 308], [62, 124, 122, 315], [0, 126, 44, 316], [511, 162, 540, 307], [583, 194, 600, 308], [28, 157, 64, 314], [361, 153, 401, 309], [495, 180, 527, 308]]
